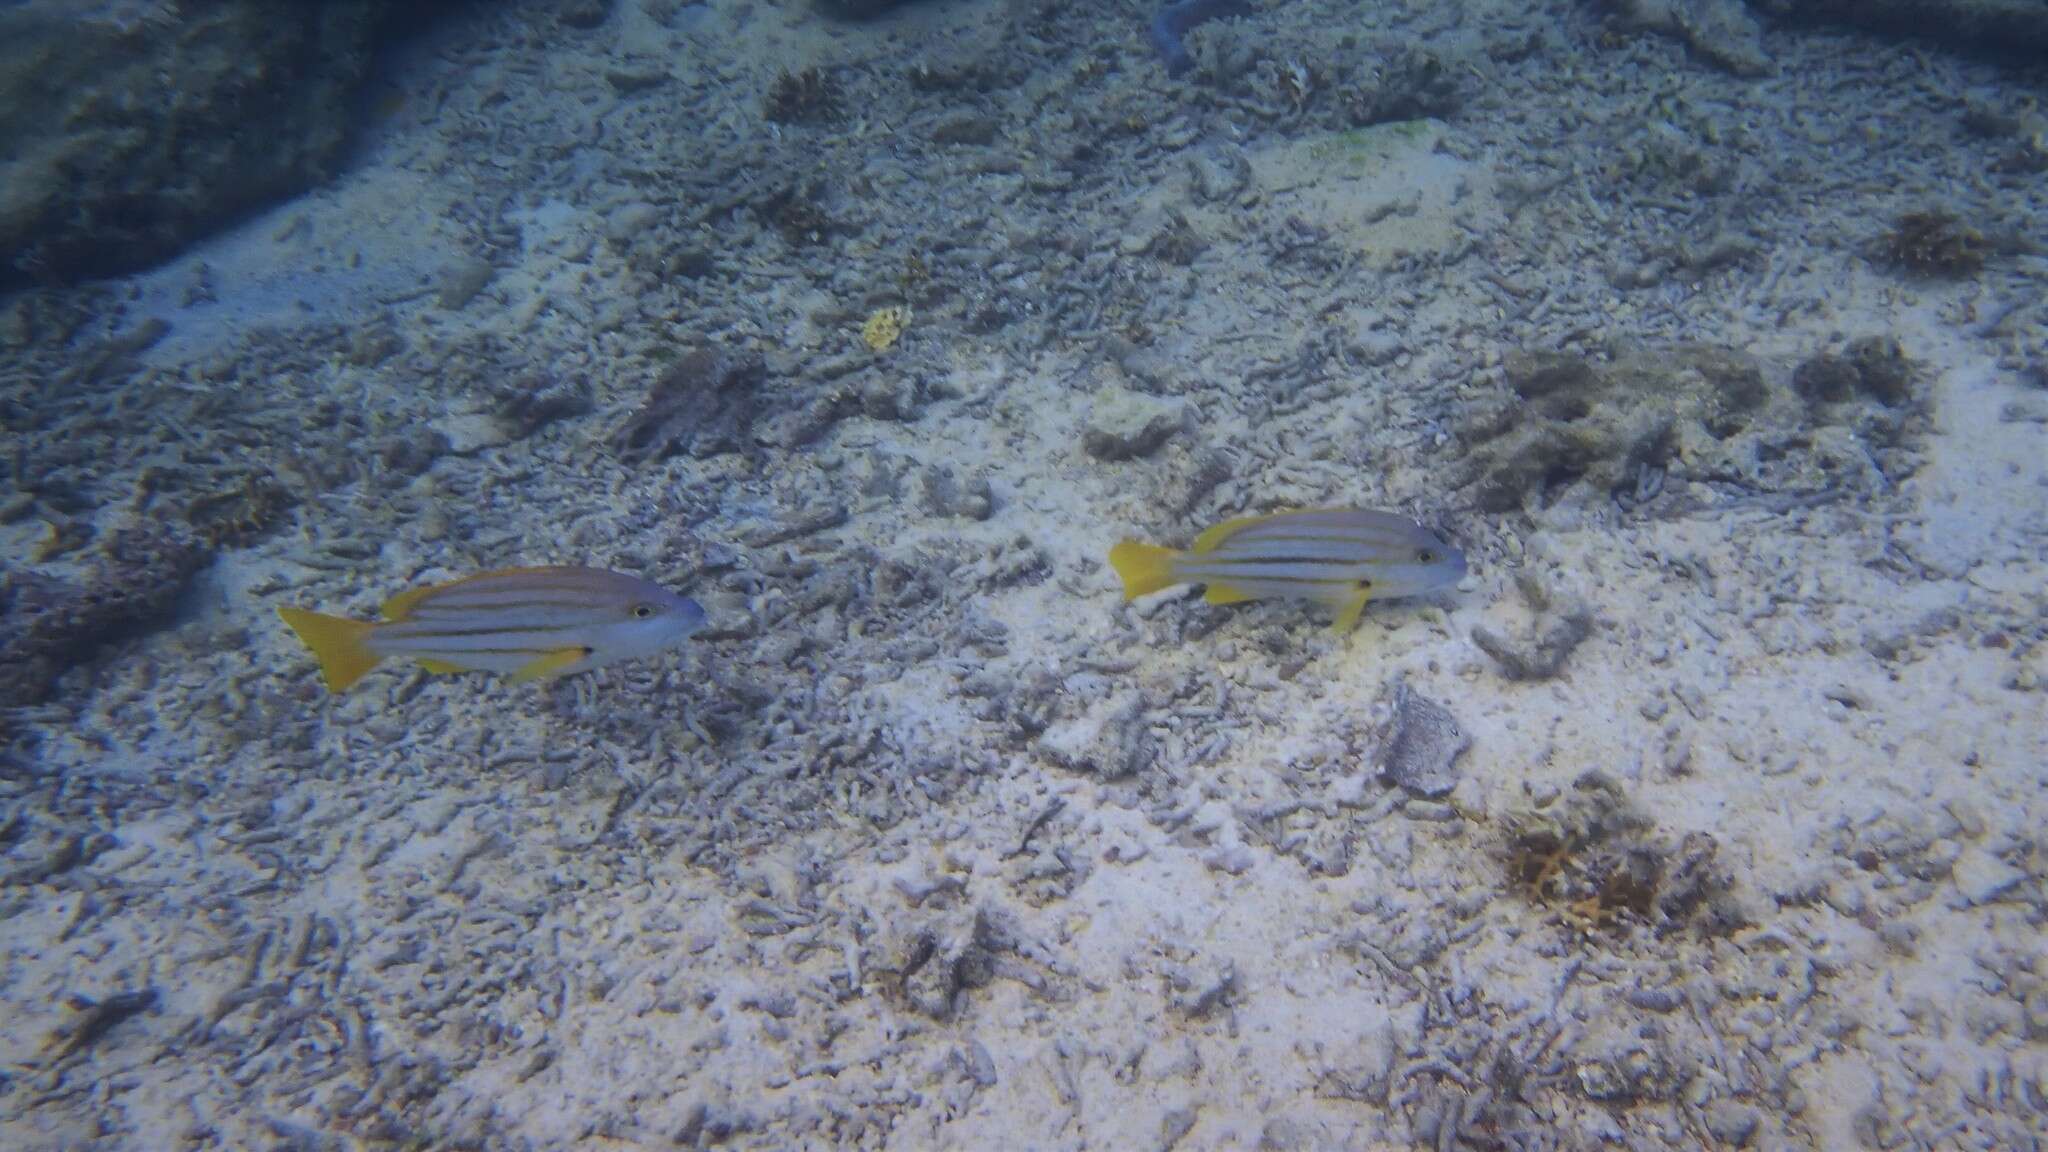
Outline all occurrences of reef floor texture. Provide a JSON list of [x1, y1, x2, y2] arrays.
[[2, 1, 2046, 1149]]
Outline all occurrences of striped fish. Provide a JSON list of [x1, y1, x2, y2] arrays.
[[277, 566, 707, 692], [1109, 508, 1466, 631]]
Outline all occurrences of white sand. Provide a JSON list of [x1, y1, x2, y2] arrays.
[[3, 1, 2043, 1149]]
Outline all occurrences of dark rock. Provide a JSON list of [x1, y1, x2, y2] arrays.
[[815, 0, 937, 18], [1793, 337, 1917, 408], [1792, 352, 1860, 404], [1083, 390, 1186, 462], [1752, 0, 2048, 63], [373, 428, 448, 476], [917, 466, 994, 521], [929, 115, 1001, 147], [1505, 350, 1602, 407], [0, 526, 211, 707], [613, 348, 772, 464], [1375, 684, 1470, 798], [0, 1, 439, 290], [1845, 336, 1916, 406], [493, 372, 593, 437], [906, 52, 1027, 94], [556, 0, 612, 30], [899, 909, 1004, 1020], [605, 64, 669, 94], [765, 68, 844, 125], [435, 255, 496, 310], [1346, 48, 1461, 126]]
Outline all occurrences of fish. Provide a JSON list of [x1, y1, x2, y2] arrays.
[[1108, 508, 1467, 631], [277, 566, 707, 693]]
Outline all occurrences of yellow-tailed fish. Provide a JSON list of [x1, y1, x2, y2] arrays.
[[1109, 508, 1466, 631], [277, 566, 707, 692]]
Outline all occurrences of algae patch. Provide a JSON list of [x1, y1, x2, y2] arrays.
[[1305, 119, 1436, 169]]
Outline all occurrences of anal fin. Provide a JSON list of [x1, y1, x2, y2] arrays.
[[507, 647, 591, 685], [1202, 583, 1256, 606]]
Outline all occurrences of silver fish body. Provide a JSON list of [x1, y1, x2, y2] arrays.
[[369, 567, 707, 679], [1108, 507, 1465, 631], [1172, 509, 1467, 605], [279, 565, 706, 692]]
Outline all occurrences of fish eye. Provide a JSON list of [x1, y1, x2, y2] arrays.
[[633, 604, 655, 619], [1416, 549, 1437, 564]]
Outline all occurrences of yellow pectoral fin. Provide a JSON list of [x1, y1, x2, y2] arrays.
[[277, 607, 382, 693], [1333, 587, 1373, 633], [506, 647, 591, 685], [1108, 541, 1181, 601], [1202, 583, 1256, 605]]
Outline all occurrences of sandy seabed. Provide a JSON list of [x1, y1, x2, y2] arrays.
[[3, 1, 2045, 1149]]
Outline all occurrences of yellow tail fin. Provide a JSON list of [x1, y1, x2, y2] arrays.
[[1108, 541, 1181, 601], [276, 607, 382, 693]]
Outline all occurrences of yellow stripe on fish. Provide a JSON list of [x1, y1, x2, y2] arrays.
[[1109, 508, 1466, 631], [277, 566, 708, 692]]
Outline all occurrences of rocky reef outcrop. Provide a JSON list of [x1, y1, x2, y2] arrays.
[[1749, 0, 2048, 61], [0, 1, 443, 291]]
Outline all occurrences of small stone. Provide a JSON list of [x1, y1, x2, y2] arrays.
[[436, 255, 496, 310], [606, 65, 669, 94], [1792, 353, 1859, 404], [374, 428, 449, 476], [1702, 1099, 1760, 1147], [2024, 988, 2048, 1041], [929, 114, 999, 146], [1202, 844, 1256, 874], [605, 201, 663, 245], [558, 0, 611, 29], [918, 466, 994, 521], [1082, 389, 1186, 461], [1626, 986, 1684, 1013], [1950, 847, 2024, 906], [1846, 336, 1915, 405], [1259, 1117, 1307, 1151], [1877, 921, 1919, 956], [1158, 1108, 1197, 1151], [433, 412, 518, 455], [963, 1040, 998, 1086], [1375, 684, 1469, 798]]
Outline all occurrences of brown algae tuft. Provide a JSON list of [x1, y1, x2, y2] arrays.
[[1875, 209, 1987, 277], [764, 67, 845, 125], [1503, 771, 1745, 937]]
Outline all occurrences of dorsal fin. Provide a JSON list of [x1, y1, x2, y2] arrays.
[[379, 584, 437, 621], [378, 566, 579, 621], [1191, 513, 1274, 553]]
